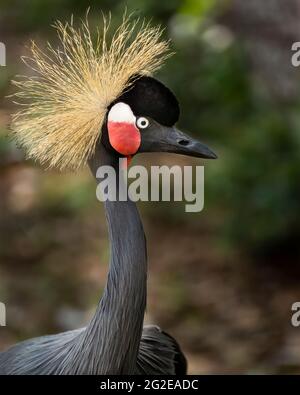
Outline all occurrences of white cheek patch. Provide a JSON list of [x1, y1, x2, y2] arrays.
[[108, 102, 136, 124]]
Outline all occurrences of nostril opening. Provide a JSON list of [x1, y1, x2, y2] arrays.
[[177, 139, 189, 146]]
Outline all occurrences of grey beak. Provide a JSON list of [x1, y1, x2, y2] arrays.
[[139, 123, 217, 159]]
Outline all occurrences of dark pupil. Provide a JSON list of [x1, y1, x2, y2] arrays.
[[141, 120, 146, 126]]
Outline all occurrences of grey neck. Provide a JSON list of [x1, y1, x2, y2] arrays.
[[78, 144, 147, 374]]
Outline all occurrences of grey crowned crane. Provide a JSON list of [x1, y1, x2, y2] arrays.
[[0, 15, 216, 375]]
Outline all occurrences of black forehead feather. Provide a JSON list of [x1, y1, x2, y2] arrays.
[[116, 76, 180, 127]]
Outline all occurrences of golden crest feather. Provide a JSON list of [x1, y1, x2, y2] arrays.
[[11, 14, 171, 170]]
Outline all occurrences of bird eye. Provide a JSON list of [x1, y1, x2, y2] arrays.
[[136, 117, 149, 129]]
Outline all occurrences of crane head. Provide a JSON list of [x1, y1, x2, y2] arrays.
[[104, 76, 217, 160], [10, 15, 216, 171]]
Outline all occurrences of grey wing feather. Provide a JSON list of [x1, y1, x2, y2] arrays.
[[136, 325, 187, 375], [0, 328, 84, 375], [0, 325, 187, 375]]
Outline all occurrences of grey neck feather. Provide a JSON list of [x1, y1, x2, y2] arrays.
[[74, 144, 147, 374]]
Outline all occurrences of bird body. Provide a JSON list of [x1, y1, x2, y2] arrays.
[[0, 13, 216, 374], [0, 144, 186, 374], [0, 326, 185, 374]]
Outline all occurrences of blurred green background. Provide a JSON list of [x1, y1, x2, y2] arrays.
[[1, 0, 300, 373]]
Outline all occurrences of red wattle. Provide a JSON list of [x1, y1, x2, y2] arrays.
[[107, 122, 141, 156]]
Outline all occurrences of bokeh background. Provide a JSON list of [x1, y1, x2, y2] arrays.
[[1, 0, 300, 374]]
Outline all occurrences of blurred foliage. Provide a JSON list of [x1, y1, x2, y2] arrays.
[[0, 1, 299, 261]]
